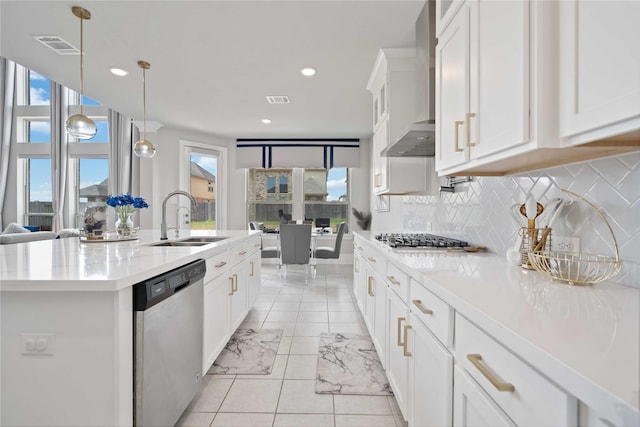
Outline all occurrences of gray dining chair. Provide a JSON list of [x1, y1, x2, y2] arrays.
[[313, 222, 347, 260], [278, 223, 312, 283]]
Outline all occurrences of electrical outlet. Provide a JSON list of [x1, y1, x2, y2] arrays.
[[552, 236, 580, 252], [22, 333, 54, 355]]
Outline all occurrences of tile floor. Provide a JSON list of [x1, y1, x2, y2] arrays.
[[176, 263, 408, 427]]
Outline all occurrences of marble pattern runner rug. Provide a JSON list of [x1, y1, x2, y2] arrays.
[[316, 333, 393, 395], [209, 328, 282, 375]]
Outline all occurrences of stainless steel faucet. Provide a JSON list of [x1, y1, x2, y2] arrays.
[[161, 191, 197, 240]]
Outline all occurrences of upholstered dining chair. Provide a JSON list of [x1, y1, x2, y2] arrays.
[[313, 222, 347, 260], [278, 223, 312, 283], [249, 222, 278, 258]]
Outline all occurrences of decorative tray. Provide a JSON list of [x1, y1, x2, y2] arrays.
[[79, 229, 139, 242]]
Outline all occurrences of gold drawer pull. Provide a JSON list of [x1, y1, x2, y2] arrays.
[[375, 173, 381, 187], [228, 276, 234, 295], [466, 112, 476, 147], [367, 277, 375, 296], [232, 274, 238, 292], [354, 258, 359, 273], [250, 261, 254, 276], [214, 261, 227, 268], [368, 257, 377, 263], [238, 250, 247, 255], [387, 276, 400, 286], [412, 300, 433, 315], [467, 354, 515, 392], [403, 325, 413, 357], [454, 120, 464, 152], [397, 317, 406, 347]]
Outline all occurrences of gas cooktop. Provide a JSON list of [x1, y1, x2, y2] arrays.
[[375, 233, 469, 249]]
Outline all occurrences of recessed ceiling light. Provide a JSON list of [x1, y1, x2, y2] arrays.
[[109, 67, 128, 76], [262, 118, 272, 124], [301, 68, 316, 76]]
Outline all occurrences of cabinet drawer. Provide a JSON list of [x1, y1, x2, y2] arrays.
[[363, 247, 384, 276], [386, 261, 409, 303], [247, 237, 262, 254], [410, 279, 453, 347], [228, 241, 250, 266], [204, 250, 231, 283], [455, 314, 576, 426]]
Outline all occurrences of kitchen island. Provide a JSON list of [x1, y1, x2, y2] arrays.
[[0, 230, 261, 427], [353, 231, 639, 427]]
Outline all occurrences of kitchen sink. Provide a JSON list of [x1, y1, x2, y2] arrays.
[[178, 236, 228, 243], [149, 241, 210, 247], [148, 236, 228, 247]]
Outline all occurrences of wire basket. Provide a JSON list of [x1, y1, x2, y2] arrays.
[[528, 189, 622, 285]]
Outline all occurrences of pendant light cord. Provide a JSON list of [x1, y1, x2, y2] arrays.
[[79, 13, 84, 115], [142, 66, 146, 138]]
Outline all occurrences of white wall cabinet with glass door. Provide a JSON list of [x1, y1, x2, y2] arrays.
[[558, 0, 640, 145]]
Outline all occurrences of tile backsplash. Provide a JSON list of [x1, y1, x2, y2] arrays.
[[400, 152, 639, 288]]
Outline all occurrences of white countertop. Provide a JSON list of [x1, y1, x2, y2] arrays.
[[0, 230, 261, 292], [355, 231, 639, 424]]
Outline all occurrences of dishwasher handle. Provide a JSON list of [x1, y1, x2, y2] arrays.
[[133, 259, 206, 311]]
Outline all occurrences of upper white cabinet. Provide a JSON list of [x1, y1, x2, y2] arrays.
[[559, 0, 640, 144], [436, 0, 639, 176], [436, 0, 464, 37], [367, 48, 433, 195]]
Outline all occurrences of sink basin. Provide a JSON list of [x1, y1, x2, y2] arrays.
[[149, 241, 210, 247], [178, 236, 228, 243], [148, 236, 228, 247]]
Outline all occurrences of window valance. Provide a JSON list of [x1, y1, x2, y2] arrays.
[[236, 139, 360, 169]]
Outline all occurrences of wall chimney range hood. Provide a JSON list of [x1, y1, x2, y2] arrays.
[[382, 1, 436, 158]]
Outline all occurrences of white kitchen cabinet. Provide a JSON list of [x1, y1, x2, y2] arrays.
[[203, 273, 231, 374], [363, 266, 388, 367], [368, 49, 432, 195], [387, 287, 411, 421], [436, 0, 464, 38], [408, 313, 453, 427], [453, 365, 515, 427], [229, 262, 249, 333], [455, 313, 576, 426], [247, 250, 261, 308], [436, 0, 532, 173], [559, 0, 640, 145]]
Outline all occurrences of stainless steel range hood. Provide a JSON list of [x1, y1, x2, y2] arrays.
[[380, 122, 435, 157], [382, 1, 436, 158]]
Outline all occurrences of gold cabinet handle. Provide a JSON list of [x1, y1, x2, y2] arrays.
[[412, 300, 433, 315], [214, 261, 227, 268], [232, 273, 238, 292], [354, 258, 359, 273], [454, 120, 464, 152], [368, 257, 377, 263], [375, 173, 381, 187], [250, 261, 254, 276], [387, 276, 400, 286], [367, 276, 375, 296], [403, 324, 413, 357], [466, 112, 476, 147], [467, 354, 515, 392], [239, 250, 247, 255], [228, 276, 234, 296], [397, 317, 406, 347]]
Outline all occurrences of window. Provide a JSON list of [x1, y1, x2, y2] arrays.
[[181, 141, 225, 231], [248, 169, 293, 229], [247, 168, 349, 232], [13, 64, 108, 230], [304, 168, 348, 232]]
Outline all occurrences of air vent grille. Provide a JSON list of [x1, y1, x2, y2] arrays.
[[33, 35, 79, 55], [266, 95, 290, 104]]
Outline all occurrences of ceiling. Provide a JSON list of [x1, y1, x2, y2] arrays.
[[0, 1, 424, 140]]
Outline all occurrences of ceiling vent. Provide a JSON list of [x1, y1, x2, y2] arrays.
[[33, 35, 79, 55], [266, 95, 290, 104]]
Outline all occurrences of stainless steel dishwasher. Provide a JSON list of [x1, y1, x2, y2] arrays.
[[133, 259, 206, 427]]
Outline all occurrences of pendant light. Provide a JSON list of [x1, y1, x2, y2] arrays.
[[133, 61, 156, 158], [65, 6, 97, 139]]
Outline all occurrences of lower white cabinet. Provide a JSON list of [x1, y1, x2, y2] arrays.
[[247, 251, 261, 308], [387, 288, 411, 420], [229, 261, 248, 332], [453, 365, 515, 427], [408, 313, 453, 427], [203, 273, 231, 374]]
